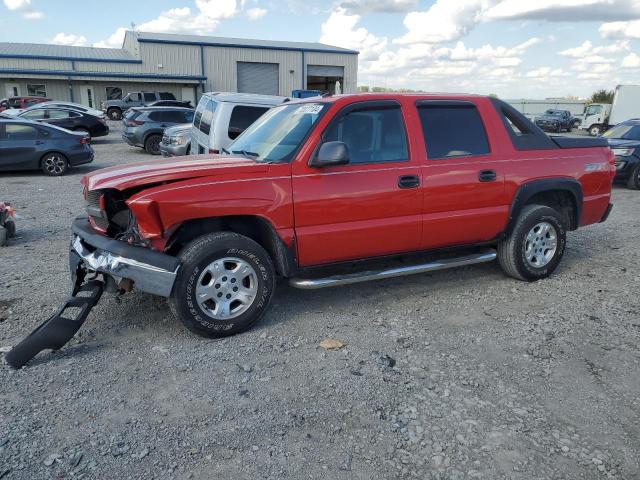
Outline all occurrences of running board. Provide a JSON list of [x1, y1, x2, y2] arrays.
[[289, 249, 497, 290]]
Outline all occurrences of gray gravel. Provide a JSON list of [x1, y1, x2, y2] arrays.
[[1, 122, 639, 479]]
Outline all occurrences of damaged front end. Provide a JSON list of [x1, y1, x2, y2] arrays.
[[6, 205, 180, 368]]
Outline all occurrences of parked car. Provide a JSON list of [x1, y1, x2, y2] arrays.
[[0, 96, 50, 112], [0, 118, 93, 176], [602, 119, 640, 189], [60, 93, 614, 344], [122, 107, 194, 155], [17, 107, 109, 139], [26, 101, 106, 119], [147, 100, 192, 108], [190, 92, 287, 156], [160, 123, 191, 157], [101, 91, 177, 120], [534, 109, 573, 132]]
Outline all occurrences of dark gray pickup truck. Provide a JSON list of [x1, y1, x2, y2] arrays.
[[101, 91, 176, 120]]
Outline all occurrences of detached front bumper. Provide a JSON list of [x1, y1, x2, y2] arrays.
[[70, 217, 180, 297]]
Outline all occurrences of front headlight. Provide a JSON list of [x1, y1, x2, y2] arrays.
[[612, 148, 634, 157], [174, 134, 185, 145]]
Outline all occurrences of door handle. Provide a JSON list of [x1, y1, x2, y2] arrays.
[[398, 175, 420, 189], [478, 169, 497, 182]]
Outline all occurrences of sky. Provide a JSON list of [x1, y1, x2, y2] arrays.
[[1, 0, 640, 99]]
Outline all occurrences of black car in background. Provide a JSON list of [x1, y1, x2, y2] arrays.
[[122, 106, 194, 155], [0, 119, 93, 176], [147, 100, 193, 108], [17, 107, 109, 139], [602, 119, 640, 189], [534, 109, 574, 132]]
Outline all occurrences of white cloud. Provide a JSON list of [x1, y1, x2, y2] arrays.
[[600, 19, 640, 38], [94, 1, 242, 48], [396, 0, 490, 44], [320, 7, 388, 61], [93, 27, 127, 49], [51, 32, 87, 47], [622, 52, 640, 67], [485, 0, 640, 22], [3, 0, 42, 19], [525, 67, 568, 78], [246, 7, 267, 20], [559, 39, 630, 57], [339, 0, 418, 14]]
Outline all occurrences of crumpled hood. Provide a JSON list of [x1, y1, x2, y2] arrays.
[[84, 155, 269, 191]]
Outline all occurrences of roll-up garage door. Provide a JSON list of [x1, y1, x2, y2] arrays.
[[306, 65, 344, 77], [237, 62, 279, 95]]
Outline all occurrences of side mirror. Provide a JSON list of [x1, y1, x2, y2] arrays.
[[310, 141, 350, 167]]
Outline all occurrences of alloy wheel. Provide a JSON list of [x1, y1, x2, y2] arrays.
[[42, 155, 66, 175]]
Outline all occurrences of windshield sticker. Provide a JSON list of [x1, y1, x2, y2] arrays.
[[294, 104, 323, 115]]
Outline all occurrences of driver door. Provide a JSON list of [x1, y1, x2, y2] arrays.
[[291, 100, 423, 267]]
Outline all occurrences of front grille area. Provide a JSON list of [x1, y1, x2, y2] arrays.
[[86, 189, 109, 230]]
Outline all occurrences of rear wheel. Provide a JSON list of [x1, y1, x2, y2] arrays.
[[41, 152, 69, 176], [107, 108, 121, 120], [498, 204, 566, 281], [627, 163, 640, 190], [170, 232, 276, 337], [144, 134, 162, 155]]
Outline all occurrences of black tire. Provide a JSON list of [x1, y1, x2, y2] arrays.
[[144, 134, 162, 155], [169, 232, 276, 338], [498, 204, 566, 282], [627, 163, 640, 190], [41, 152, 69, 176], [589, 124, 602, 136], [107, 108, 122, 120], [4, 219, 16, 238]]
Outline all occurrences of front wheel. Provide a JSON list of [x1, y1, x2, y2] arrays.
[[170, 232, 276, 337], [589, 124, 602, 136], [107, 108, 122, 120], [627, 163, 640, 190], [41, 153, 69, 176], [498, 204, 566, 281], [144, 134, 162, 155]]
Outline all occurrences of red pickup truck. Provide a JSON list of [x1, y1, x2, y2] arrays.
[[8, 93, 617, 368]]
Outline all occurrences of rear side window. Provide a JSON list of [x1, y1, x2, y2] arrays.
[[148, 111, 163, 122], [48, 110, 70, 119], [418, 103, 490, 159], [5, 124, 39, 140], [198, 99, 216, 135], [161, 110, 194, 123], [159, 92, 175, 100], [143, 92, 156, 102], [228, 106, 269, 139], [324, 105, 408, 164]]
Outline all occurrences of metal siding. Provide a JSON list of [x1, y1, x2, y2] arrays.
[[0, 78, 69, 100], [307, 65, 344, 77], [237, 62, 279, 95], [203, 46, 301, 96], [304, 52, 357, 93], [0, 57, 70, 71]]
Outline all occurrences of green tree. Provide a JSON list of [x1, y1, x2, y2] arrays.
[[590, 89, 614, 103], [357, 85, 370, 92]]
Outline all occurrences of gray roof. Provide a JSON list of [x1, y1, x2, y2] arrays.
[[134, 31, 359, 54], [0, 42, 138, 62]]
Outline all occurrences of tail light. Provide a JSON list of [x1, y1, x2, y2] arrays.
[[78, 136, 90, 144], [126, 119, 145, 127], [209, 149, 219, 154]]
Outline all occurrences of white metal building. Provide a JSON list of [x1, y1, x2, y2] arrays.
[[0, 31, 358, 108]]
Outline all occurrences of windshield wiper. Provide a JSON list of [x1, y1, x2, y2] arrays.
[[232, 149, 260, 159]]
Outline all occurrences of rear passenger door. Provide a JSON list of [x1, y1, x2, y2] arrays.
[[292, 100, 423, 266], [417, 100, 509, 250]]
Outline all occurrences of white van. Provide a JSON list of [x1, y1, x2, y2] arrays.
[[190, 92, 287, 155]]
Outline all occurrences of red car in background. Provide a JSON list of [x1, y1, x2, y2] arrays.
[[0, 96, 51, 112]]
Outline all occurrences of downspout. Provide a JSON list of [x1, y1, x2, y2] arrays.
[[301, 50, 305, 90], [69, 60, 75, 102], [199, 45, 206, 95]]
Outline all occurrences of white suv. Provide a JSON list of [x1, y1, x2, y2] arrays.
[[190, 92, 287, 155]]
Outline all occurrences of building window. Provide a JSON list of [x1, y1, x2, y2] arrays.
[[27, 84, 47, 97], [105, 86, 122, 100]]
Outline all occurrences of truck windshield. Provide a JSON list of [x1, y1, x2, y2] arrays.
[[228, 103, 328, 163], [586, 105, 602, 115], [603, 123, 640, 140]]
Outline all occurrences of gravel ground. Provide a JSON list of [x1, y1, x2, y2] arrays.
[[1, 122, 639, 480]]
